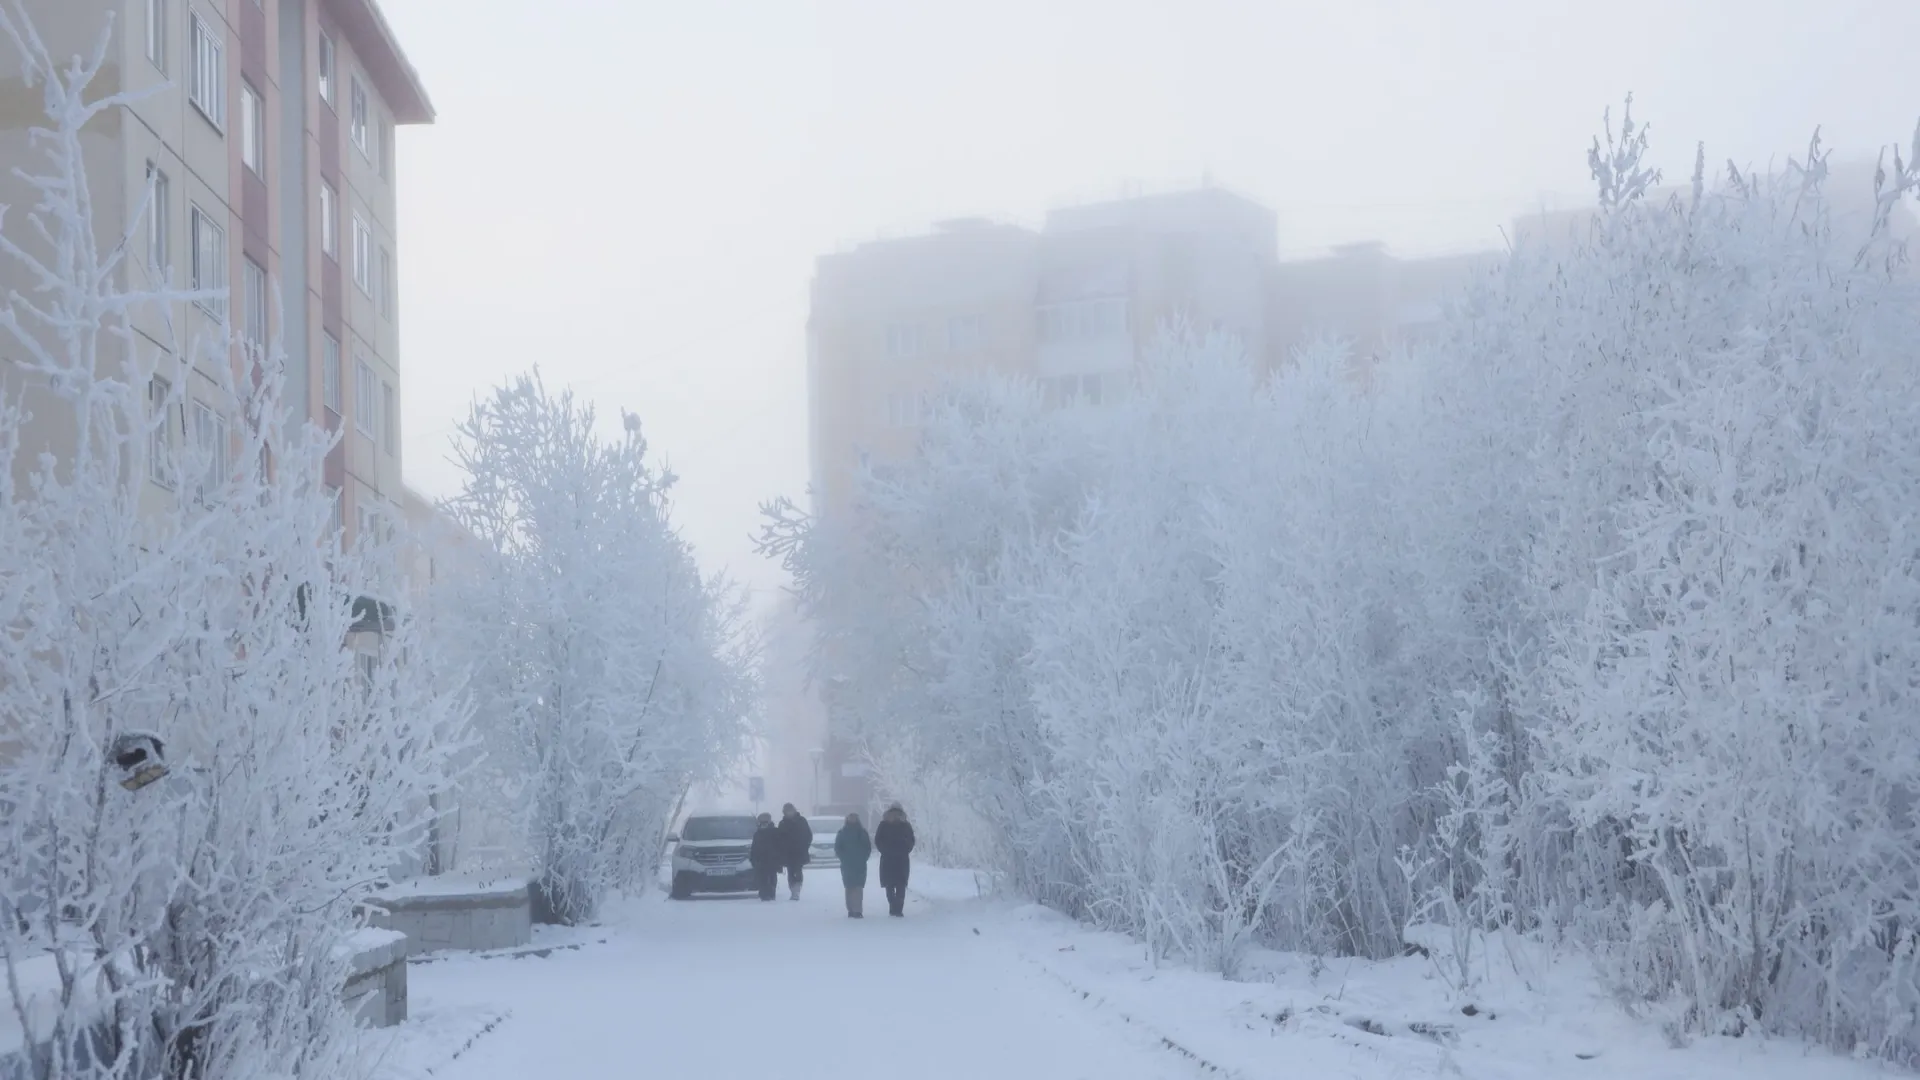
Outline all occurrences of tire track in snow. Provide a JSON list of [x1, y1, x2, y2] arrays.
[[1011, 949, 1248, 1079]]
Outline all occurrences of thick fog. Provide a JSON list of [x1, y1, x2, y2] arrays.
[[380, 0, 1920, 601]]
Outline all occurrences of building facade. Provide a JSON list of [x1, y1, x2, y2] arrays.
[[0, 0, 429, 551]]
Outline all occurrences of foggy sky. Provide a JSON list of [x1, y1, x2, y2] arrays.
[[380, 0, 1920, 606]]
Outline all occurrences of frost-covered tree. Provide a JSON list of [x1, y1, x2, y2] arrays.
[[760, 375, 1103, 901], [1510, 121, 1920, 1054], [0, 11, 467, 1079], [769, 98, 1920, 1066], [441, 373, 755, 925]]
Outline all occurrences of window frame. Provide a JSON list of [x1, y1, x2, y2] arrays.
[[885, 323, 921, 359], [190, 400, 229, 503], [146, 0, 167, 74], [317, 32, 335, 107], [144, 163, 170, 275], [147, 376, 175, 487], [947, 313, 986, 352], [319, 180, 338, 260], [188, 9, 225, 131], [352, 215, 372, 294], [240, 81, 264, 176], [189, 205, 228, 318], [242, 257, 268, 362], [322, 331, 342, 414], [349, 76, 369, 154], [354, 355, 375, 435]]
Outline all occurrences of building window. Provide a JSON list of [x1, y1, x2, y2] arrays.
[[378, 117, 393, 181], [146, 0, 166, 73], [1038, 298, 1128, 344], [240, 82, 264, 175], [1042, 373, 1110, 408], [147, 376, 175, 487], [355, 356, 374, 435], [947, 314, 986, 352], [316, 30, 336, 105], [885, 323, 922, 359], [190, 206, 227, 317], [322, 332, 342, 413], [352, 215, 371, 294], [381, 381, 395, 453], [319, 181, 338, 260], [242, 257, 267, 361], [378, 246, 392, 318], [191, 401, 228, 503], [188, 10, 224, 130], [884, 391, 927, 428], [327, 485, 343, 538], [144, 164, 169, 274], [350, 76, 368, 154]]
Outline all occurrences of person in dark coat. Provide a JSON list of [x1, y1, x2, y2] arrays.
[[834, 812, 873, 918], [777, 803, 813, 901], [748, 812, 783, 901], [872, 804, 916, 917]]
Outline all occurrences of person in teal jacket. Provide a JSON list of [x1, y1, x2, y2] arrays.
[[834, 812, 873, 918]]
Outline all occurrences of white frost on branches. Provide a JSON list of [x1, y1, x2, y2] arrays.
[[440, 373, 755, 925], [0, 10, 468, 1079], [768, 104, 1920, 1064]]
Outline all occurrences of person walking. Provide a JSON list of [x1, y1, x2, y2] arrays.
[[873, 804, 916, 917], [778, 803, 813, 901], [748, 812, 783, 901], [834, 812, 873, 918]]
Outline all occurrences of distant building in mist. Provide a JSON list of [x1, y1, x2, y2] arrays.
[[795, 185, 1494, 810], [807, 186, 1493, 518]]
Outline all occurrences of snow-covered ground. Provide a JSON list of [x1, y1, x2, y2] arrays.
[[365, 867, 1888, 1080]]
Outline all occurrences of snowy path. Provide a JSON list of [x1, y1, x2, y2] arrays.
[[401, 873, 1201, 1080]]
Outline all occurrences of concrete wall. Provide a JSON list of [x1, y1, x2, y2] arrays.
[[370, 879, 533, 954], [340, 929, 409, 1028]]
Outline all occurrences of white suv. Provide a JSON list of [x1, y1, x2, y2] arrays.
[[667, 813, 758, 899]]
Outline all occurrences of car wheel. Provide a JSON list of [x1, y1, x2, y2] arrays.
[[669, 873, 694, 900]]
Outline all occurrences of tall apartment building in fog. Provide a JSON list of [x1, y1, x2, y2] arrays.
[[799, 186, 1492, 809], [0, 0, 430, 550]]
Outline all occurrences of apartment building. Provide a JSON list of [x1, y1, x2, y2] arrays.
[[808, 187, 1490, 514], [0, 0, 429, 553], [1268, 241, 1498, 383]]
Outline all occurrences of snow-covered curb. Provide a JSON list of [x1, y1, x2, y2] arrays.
[[942, 886, 1889, 1080]]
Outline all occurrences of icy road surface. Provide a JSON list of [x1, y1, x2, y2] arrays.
[[402, 869, 1198, 1080]]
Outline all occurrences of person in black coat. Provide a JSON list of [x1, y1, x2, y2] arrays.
[[748, 812, 783, 901], [777, 803, 813, 901], [872, 804, 916, 917]]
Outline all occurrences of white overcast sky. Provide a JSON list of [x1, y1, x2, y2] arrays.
[[381, 0, 1920, 604]]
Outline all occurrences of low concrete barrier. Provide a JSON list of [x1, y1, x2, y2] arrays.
[[370, 876, 532, 954], [338, 928, 410, 1029]]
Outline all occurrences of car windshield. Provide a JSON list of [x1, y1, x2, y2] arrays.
[[809, 818, 845, 838], [680, 816, 757, 842]]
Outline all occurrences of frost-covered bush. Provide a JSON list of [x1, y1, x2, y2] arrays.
[[767, 101, 1920, 1064], [0, 12, 467, 1079]]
